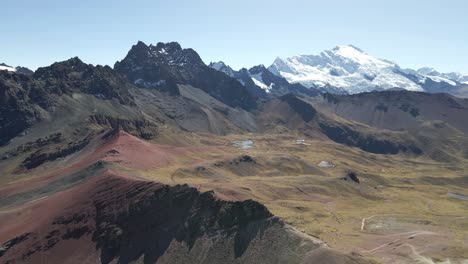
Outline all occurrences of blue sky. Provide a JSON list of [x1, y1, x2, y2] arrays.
[[2, 0, 467, 72]]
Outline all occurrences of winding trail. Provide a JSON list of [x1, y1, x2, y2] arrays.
[[361, 215, 378, 231], [362, 231, 438, 253]]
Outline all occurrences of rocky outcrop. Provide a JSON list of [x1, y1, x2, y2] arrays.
[[0, 233, 32, 258], [92, 184, 273, 263], [21, 134, 93, 170], [0, 174, 273, 264], [89, 114, 157, 140], [2, 133, 62, 160], [343, 171, 360, 183], [0, 72, 40, 145], [231, 155, 256, 164]]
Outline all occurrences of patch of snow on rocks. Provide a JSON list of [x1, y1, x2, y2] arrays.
[[231, 140, 254, 150], [318, 161, 334, 168]]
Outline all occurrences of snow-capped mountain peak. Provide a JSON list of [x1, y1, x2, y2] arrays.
[[0, 63, 34, 75], [417, 67, 438, 75], [0, 63, 17, 72], [417, 67, 468, 85], [209, 61, 227, 71], [209, 45, 466, 96], [208, 61, 236, 78], [329, 45, 394, 69], [267, 45, 467, 94], [248, 66, 274, 93]]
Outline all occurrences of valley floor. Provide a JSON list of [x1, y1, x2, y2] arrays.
[[139, 132, 468, 264], [1, 130, 467, 264]]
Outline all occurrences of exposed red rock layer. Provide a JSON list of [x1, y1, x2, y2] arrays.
[[0, 131, 374, 264], [0, 171, 276, 264]]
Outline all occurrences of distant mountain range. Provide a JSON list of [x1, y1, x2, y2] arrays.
[[268, 45, 468, 96], [3, 44, 468, 98], [3, 40, 467, 151]]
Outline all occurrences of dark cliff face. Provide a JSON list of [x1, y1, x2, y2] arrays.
[[318, 122, 423, 155], [0, 72, 39, 145], [92, 183, 273, 263], [0, 174, 274, 264], [115, 41, 257, 110], [279, 93, 317, 122], [235, 68, 269, 99]]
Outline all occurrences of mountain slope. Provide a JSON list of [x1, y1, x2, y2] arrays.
[[317, 90, 468, 134], [257, 93, 423, 155], [0, 58, 136, 145]]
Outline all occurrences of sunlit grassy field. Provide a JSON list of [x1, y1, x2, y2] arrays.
[[138, 132, 468, 263]]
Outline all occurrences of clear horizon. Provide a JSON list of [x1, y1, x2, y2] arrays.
[[2, 0, 467, 73]]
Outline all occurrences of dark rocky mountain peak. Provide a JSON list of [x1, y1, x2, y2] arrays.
[[150, 41, 203, 66], [134, 40, 149, 49], [154, 41, 182, 53], [208, 61, 236, 77], [0, 57, 137, 145], [115, 41, 256, 109], [14, 66, 33, 75], [248, 64, 268, 74], [0, 63, 34, 75], [31, 57, 134, 105], [34, 57, 88, 79]]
